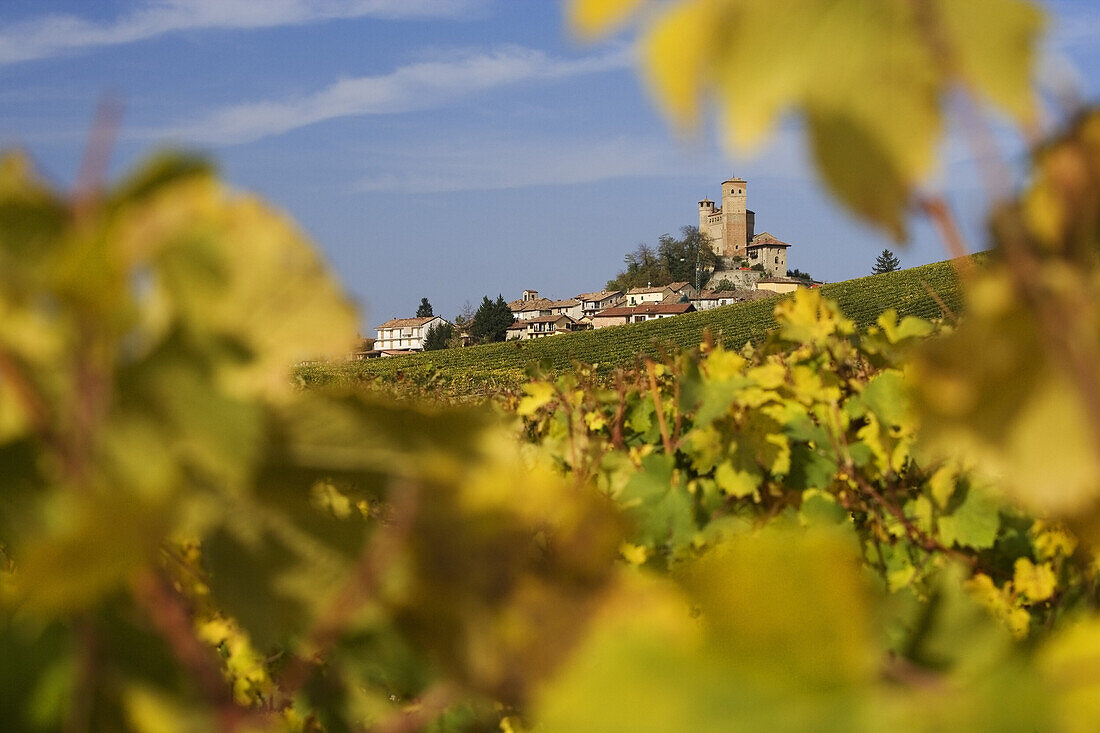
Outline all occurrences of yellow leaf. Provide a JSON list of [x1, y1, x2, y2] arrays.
[[568, 0, 647, 39], [1013, 557, 1056, 603], [702, 346, 745, 380], [1031, 521, 1078, 561], [584, 410, 607, 431], [715, 460, 758, 499], [929, 463, 958, 509], [516, 381, 556, 417], [619, 542, 649, 565], [641, 0, 714, 129]]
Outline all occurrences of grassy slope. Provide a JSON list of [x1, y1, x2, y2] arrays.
[[300, 258, 963, 395]]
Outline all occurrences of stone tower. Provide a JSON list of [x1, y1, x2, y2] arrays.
[[722, 177, 748, 259], [699, 177, 755, 260]]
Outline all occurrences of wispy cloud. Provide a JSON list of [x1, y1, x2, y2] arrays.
[[0, 0, 482, 65], [153, 44, 632, 145], [350, 124, 809, 194], [355, 135, 677, 193]]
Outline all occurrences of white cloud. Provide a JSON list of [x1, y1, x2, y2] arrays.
[[154, 44, 632, 145], [0, 0, 482, 65], [350, 123, 809, 194]]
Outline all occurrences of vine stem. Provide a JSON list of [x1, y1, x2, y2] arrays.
[[645, 360, 674, 455], [73, 94, 123, 217], [130, 569, 243, 731]]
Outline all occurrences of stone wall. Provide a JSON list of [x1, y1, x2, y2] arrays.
[[705, 267, 766, 291]]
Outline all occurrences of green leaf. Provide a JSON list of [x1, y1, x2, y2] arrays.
[[861, 369, 909, 429], [938, 486, 1001, 550], [620, 453, 695, 550]]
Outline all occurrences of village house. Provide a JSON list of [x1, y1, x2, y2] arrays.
[[375, 315, 449, 355], [690, 290, 740, 311], [506, 314, 584, 340], [508, 290, 583, 321], [625, 281, 696, 306], [576, 290, 624, 319], [590, 306, 634, 329], [629, 302, 695, 322]]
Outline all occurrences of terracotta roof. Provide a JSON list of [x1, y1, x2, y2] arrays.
[[526, 314, 574, 324], [507, 320, 525, 330], [377, 316, 438, 330], [593, 307, 634, 318], [509, 297, 556, 312], [545, 299, 580, 309], [626, 285, 673, 295], [668, 281, 691, 291], [576, 290, 621, 302], [634, 302, 695, 315], [694, 290, 740, 299], [749, 232, 791, 248]]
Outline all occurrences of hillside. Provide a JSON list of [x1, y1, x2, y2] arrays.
[[299, 258, 965, 395]]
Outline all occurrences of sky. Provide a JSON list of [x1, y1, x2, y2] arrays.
[[1, 0, 1098, 330]]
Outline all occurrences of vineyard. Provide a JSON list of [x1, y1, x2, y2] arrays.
[[299, 257, 966, 396]]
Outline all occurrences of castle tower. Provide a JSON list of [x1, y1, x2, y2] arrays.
[[698, 196, 723, 257], [721, 177, 748, 259]]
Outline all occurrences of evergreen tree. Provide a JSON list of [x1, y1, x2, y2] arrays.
[[422, 321, 455, 351], [416, 297, 433, 317], [872, 249, 901, 274], [470, 295, 513, 343]]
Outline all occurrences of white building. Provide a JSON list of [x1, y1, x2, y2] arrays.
[[375, 315, 449, 354]]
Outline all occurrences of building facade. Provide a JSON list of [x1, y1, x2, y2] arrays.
[[375, 315, 449, 353]]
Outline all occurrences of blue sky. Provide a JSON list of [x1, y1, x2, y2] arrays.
[[1, 0, 1098, 329]]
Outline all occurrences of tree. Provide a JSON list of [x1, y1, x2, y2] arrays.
[[453, 300, 476, 326], [872, 249, 901, 274], [470, 294, 513, 343], [607, 227, 717, 291], [423, 321, 455, 350], [787, 268, 815, 282], [607, 243, 662, 291], [416, 297, 433, 317]]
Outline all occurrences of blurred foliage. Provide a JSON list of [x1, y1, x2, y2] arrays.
[[568, 0, 1043, 238], [10, 0, 1100, 730], [0, 152, 624, 732]]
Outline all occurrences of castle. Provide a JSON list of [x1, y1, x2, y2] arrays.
[[699, 177, 790, 278]]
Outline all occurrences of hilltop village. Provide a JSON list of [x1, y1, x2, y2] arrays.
[[368, 178, 818, 357]]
